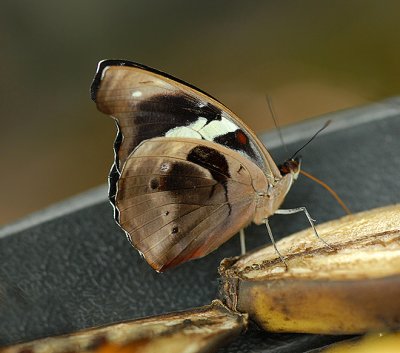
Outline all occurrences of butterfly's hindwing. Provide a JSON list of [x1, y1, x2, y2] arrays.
[[116, 137, 262, 271]]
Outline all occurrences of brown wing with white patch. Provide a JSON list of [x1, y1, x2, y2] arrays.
[[116, 137, 267, 271], [91, 60, 275, 172]]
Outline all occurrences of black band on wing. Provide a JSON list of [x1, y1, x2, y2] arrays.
[[136, 93, 221, 125]]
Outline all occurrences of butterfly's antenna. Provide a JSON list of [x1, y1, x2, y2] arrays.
[[290, 120, 331, 160], [300, 169, 352, 215], [266, 95, 288, 153]]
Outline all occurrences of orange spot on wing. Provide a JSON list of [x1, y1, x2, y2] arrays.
[[235, 130, 247, 145]]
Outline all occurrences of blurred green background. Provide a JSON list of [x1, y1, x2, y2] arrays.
[[1, 0, 399, 225]]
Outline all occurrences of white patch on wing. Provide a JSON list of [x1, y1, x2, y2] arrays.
[[199, 116, 238, 140], [165, 126, 202, 138], [190, 117, 208, 131], [164, 114, 240, 142], [165, 117, 207, 139], [131, 90, 142, 97]]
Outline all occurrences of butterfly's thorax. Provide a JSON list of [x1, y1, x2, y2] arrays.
[[253, 173, 294, 225]]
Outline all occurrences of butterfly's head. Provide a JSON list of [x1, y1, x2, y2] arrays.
[[278, 156, 301, 180]]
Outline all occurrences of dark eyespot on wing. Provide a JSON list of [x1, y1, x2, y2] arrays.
[[160, 161, 202, 191], [150, 178, 159, 190], [117, 158, 218, 202], [214, 129, 257, 161]]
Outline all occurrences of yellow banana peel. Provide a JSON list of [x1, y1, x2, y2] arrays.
[[219, 204, 400, 334]]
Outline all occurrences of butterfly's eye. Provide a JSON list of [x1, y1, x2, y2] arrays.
[[278, 164, 291, 176], [278, 159, 300, 176]]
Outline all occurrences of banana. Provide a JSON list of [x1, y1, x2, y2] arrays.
[[323, 332, 400, 352], [219, 204, 400, 334], [0, 300, 247, 353]]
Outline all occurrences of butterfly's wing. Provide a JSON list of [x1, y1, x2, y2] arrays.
[[91, 60, 281, 208], [116, 137, 268, 271]]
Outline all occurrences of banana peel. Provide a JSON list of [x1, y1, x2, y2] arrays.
[[323, 332, 400, 352], [0, 300, 247, 353], [219, 204, 400, 334]]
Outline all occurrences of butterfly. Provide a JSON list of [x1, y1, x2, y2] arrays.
[[90, 60, 306, 272]]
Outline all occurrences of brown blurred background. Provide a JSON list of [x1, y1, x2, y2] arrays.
[[1, 1, 400, 225]]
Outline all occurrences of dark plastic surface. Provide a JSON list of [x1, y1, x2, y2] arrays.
[[1, 100, 399, 352]]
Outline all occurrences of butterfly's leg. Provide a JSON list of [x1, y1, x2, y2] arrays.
[[264, 218, 288, 267], [239, 228, 246, 255], [275, 207, 332, 248]]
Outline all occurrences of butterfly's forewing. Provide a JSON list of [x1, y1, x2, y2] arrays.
[[91, 61, 281, 201], [116, 137, 268, 271]]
